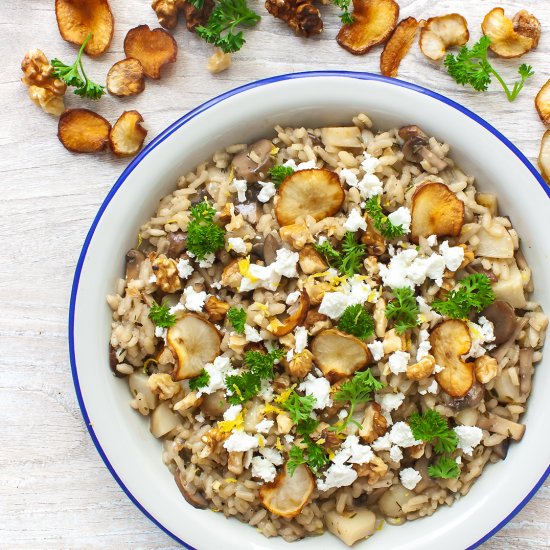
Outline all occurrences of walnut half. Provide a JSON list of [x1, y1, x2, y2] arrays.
[[265, 0, 323, 37]]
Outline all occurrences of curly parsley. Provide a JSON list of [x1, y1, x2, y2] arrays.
[[279, 390, 316, 425], [386, 287, 420, 333], [287, 437, 329, 476], [432, 273, 495, 319], [332, 0, 353, 24], [428, 456, 460, 479], [314, 232, 366, 277], [408, 409, 458, 454], [267, 165, 294, 187], [148, 300, 176, 328], [337, 304, 374, 340], [227, 306, 247, 334], [364, 196, 405, 240], [186, 199, 225, 260], [189, 368, 210, 391]]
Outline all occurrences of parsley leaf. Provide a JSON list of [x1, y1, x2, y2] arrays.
[[444, 36, 534, 102], [148, 300, 176, 328], [189, 368, 210, 391], [186, 199, 225, 260], [287, 444, 306, 476], [337, 304, 374, 339], [408, 409, 458, 454], [51, 33, 105, 100], [386, 287, 420, 333], [364, 196, 405, 240], [314, 232, 366, 277], [279, 390, 316, 425], [244, 348, 284, 379], [195, 0, 260, 53], [287, 437, 329, 476], [432, 273, 495, 319], [314, 239, 342, 268], [428, 456, 460, 479], [332, 0, 354, 24], [227, 306, 247, 334], [267, 165, 294, 187]]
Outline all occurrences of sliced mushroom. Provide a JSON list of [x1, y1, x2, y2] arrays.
[[481, 300, 516, 346], [401, 133, 448, 171], [125, 249, 145, 280], [325, 509, 376, 546], [441, 382, 483, 411], [200, 389, 229, 418], [259, 462, 314, 518], [231, 139, 275, 183], [166, 231, 186, 258], [109, 344, 124, 378], [398, 124, 427, 140], [263, 232, 280, 265], [175, 471, 209, 509], [150, 400, 179, 438], [477, 413, 525, 441], [267, 291, 310, 337], [492, 437, 510, 460], [519, 347, 533, 397]]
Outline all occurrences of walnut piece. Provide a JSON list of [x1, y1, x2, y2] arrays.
[[287, 349, 314, 378], [265, 0, 323, 37], [359, 402, 387, 443], [406, 355, 435, 381], [182, 0, 215, 31], [204, 296, 230, 321], [152, 254, 181, 293], [474, 355, 498, 384], [152, 0, 185, 29], [362, 215, 386, 255], [299, 245, 328, 274], [207, 48, 232, 74], [280, 223, 313, 250], [21, 49, 66, 116], [354, 455, 388, 483], [148, 373, 182, 400]]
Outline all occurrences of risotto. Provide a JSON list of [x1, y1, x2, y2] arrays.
[[107, 114, 547, 546]]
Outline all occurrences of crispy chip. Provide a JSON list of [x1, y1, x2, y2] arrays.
[[419, 14, 469, 61], [109, 110, 148, 157], [124, 25, 178, 80], [380, 17, 419, 77], [337, 0, 399, 56], [539, 130, 550, 185], [55, 0, 114, 57], [536, 80, 550, 127], [58, 109, 111, 153], [107, 58, 146, 97], [481, 7, 540, 58]]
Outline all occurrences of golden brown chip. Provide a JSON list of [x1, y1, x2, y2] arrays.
[[535, 79, 550, 126], [55, 0, 114, 57], [336, 0, 399, 56], [380, 17, 419, 77], [419, 14, 469, 61], [107, 58, 146, 97], [58, 109, 111, 153], [109, 110, 148, 157], [124, 25, 178, 80], [481, 7, 540, 58], [539, 130, 550, 185]]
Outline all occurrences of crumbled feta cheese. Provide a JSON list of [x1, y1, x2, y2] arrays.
[[283, 159, 317, 171], [419, 379, 439, 395], [343, 208, 367, 232], [198, 253, 216, 268], [416, 329, 432, 361], [357, 173, 383, 199], [439, 241, 465, 272], [224, 432, 259, 452], [465, 318, 495, 358], [183, 286, 207, 312], [317, 463, 358, 492], [258, 379, 274, 402], [338, 408, 349, 420], [169, 303, 185, 316], [388, 351, 410, 375], [283, 434, 294, 445], [176, 258, 193, 280], [227, 237, 247, 254], [257, 181, 277, 203], [319, 275, 377, 319], [361, 152, 381, 174], [371, 433, 391, 451], [255, 418, 274, 434], [389, 422, 422, 448], [339, 168, 358, 187], [335, 435, 374, 465], [427, 234, 438, 247], [251, 456, 277, 482], [239, 248, 299, 292], [299, 374, 332, 410], [244, 324, 263, 343], [286, 291, 301, 305], [155, 326, 167, 339], [232, 178, 247, 202], [294, 326, 308, 354], [211, 280, 222, 290], [148, 274, 157, 284], [286, 349, 295, 362], [367, 340, 384, 361], [259, 447, 283, 465], [390, 445, 403, 462], [387, 207, 411, 234], [223, 404, 242, 421], [197, 356, 238, 396], [375, 392, 405, 412], [400, 467, 422, 490], [454, 425, 483, 455], [433, 364, 444, 373], [416, 296, 442, 324], [236, 203, 258, 223], [455, 456, 462, 465]]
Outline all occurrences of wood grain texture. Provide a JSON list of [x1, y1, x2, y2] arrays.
[[1, 0, 549, 548]]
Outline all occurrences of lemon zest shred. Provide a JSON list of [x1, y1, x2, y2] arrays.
[[264, 403, 285, 415], [217, 411, 244, 433], [275, 437, 284, 451], [270, 146, 280, 156], [328, 449, 335, 461], [257, 434, 265, 447], [224, 478, 238, 483], [137, 232, 142, 249], [274, 384, 296, 404]]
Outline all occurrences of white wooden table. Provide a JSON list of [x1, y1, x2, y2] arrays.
[[1, 0, 549, 547]]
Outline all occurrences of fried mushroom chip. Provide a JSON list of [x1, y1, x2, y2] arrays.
[[539, 130, 550, 185], [419, 14, 469, 61], [107, 58, 146, 97], [337, 0, 399, 56], [124, 25, 178, 79], [109, 110, 148, 157], [58, 108, 111, 153], [55, 0, 114, 57], [536, 80, 550, 126], [380, 17, 420, 77], [481, 7, 540, 58]]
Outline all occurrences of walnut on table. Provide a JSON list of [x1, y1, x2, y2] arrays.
[[265, 0, 323, 36]]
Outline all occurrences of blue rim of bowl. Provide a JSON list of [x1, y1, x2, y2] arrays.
[[69, 70, 550, 550]]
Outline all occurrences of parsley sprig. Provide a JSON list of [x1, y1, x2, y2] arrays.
[[267, 165, 294, 187], [287, 438, 329, 476], [337, 304, 374, 340], [409, 410, 459, 455], [279, 391, 316, 426], [189, 368, 210, 391], [444, 36, 534, 102], [386, 288, 420, 333], [314, 232, 366, 277], [332, 0, 353, 24], [432, 273, 495, 319], [196, 0, 260, 53], [227, 306, 247, 334], [364, 196, 405, 240], [186, 199, 225, 260], [51, 33, 105, 100], [149, 300, 176, 328], [428, 456, 461, 479]]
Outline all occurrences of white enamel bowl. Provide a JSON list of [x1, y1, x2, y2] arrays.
[[70, 72, 550, 550]]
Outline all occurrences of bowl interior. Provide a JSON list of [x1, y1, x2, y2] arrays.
[[71, 73, 550, 550]]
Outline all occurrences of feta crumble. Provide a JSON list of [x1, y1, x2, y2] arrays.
[[224, 432, 259, 452], [319, 276, 377, 319], [336, 435, 374, 465], [283, 158, 317, 171], [197, 356, 238, 396], [389, 422, 422, 448], [419, 379, 439, 395], [439, 241, 464, 272], [343, 208, 367, 232], [454, 425, 483, 455], [155, 326, 167, 339], [223, 404, 242, 421], [183, 286, 207, 312], [299, 374, 333, 410], [390, 445, 403, 462], [400, 467, 422, 490], [259, 447, 283, 465], [244, 324, 263, 343], [465, 318, 495, 358], [371, 433, 391, 451], [387, 207, 411, 234], [416, 329, 432, 361], [294, 326, 308, 354], [255, 418, 274, 434], [368, 340, 384, 361], [251, 456, 277, 482], [286, 291, 301, 305], [227, 237, 247, 254], [388, 351, 410, 375], [257, 181, 277, 203], [375, 392, 405, 412], [232, 179, 247, 202], [198, 253, 216, 268], [176, 258, 193, 280], [317, 463, 358, 492], [427, 234, 438, 247], [239, 248, 299, 292]]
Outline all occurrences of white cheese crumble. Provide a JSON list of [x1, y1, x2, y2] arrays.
[[361, 152, 381, 174], [168, 303, 185, 316], [259, 447, 283, 465], [197, 356, 238, 396], [239, 248, 299, 292], [390, 445, 403, 462], [416, 329, 432, 361], [227, 237, 247, 254], [371, 433, 391, 451], [319, 275, 377, 319], [236, 203, 258, 223], [317, 463, 358, 492], [337, 435, 374, 465], [375, 392, 405, 413], [176, 258, 193, 280], [223, 432, 259, 452], [388, 351, 410, 375], [439, 241, 465, 272], [286, 291, 301, 305], [387, 207, 411, 234], [400, 467, 422, 490], [183, 286, 207, 312], [255, 418, 274, 434], [419, 379, 439, 395], [283, 158, 317, 171], [257, 181, 277, 203], [294, 326, 308, 354], [417, 296, 442, 324], [244, 324, 263, 343], [343, 208, 367, 232], [389, 422, 422, 448], [154, 326, 167, 339], [339, 168, 358, 187], [465, 318, 495, 358], [367, 340, 385, 361], [232, 178, 247, 202], [223, 404, 242, 421], [148, 274, 157, 284], [299, 374, 333, 410], [197, 253, 215, 268], [427, 234, 438, 247], [454, 425, 483, 455], [251, 456, 276, 483]]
